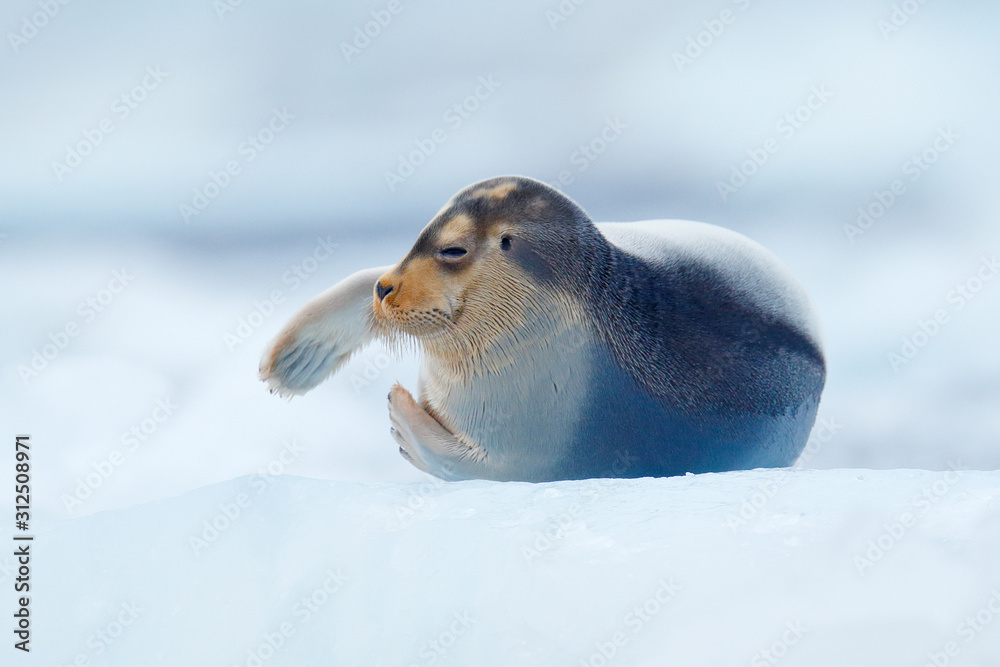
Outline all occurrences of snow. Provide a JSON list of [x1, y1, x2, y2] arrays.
[[9, 468, 1000, 666]]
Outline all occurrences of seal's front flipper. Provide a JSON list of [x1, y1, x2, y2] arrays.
[[388, 384, 485, 481], [260, 265, 390, 398]]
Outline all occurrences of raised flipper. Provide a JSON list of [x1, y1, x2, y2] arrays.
[[259, 265, 390, 398]]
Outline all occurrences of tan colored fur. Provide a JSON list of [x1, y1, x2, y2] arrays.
[[469, 182, 517, 201], [372, 220, 582, 383], [437, 213, 475, 242]]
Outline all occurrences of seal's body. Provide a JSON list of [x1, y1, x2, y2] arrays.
[[260, 177, 825, 482]]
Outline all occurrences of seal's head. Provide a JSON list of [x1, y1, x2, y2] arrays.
[[373, 176, 597, 363]]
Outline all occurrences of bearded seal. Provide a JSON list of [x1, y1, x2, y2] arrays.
[[259, 176, 825, 482]]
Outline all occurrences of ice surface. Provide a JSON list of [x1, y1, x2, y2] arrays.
[[10, 468, 1000, 666]]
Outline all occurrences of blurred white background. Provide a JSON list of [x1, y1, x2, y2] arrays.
[[2, 0, 998, 519]]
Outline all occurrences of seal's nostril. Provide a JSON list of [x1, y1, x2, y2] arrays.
[[376, 281, 394, 301]]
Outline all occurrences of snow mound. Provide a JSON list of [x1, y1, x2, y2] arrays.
[[18, 468, 1000, 666]]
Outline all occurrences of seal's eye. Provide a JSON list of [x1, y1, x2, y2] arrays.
[[501, 236, 512, 251], [438, 247, 468, 259]]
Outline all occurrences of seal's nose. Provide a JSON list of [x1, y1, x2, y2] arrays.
[[375, 281, 394, 301]]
